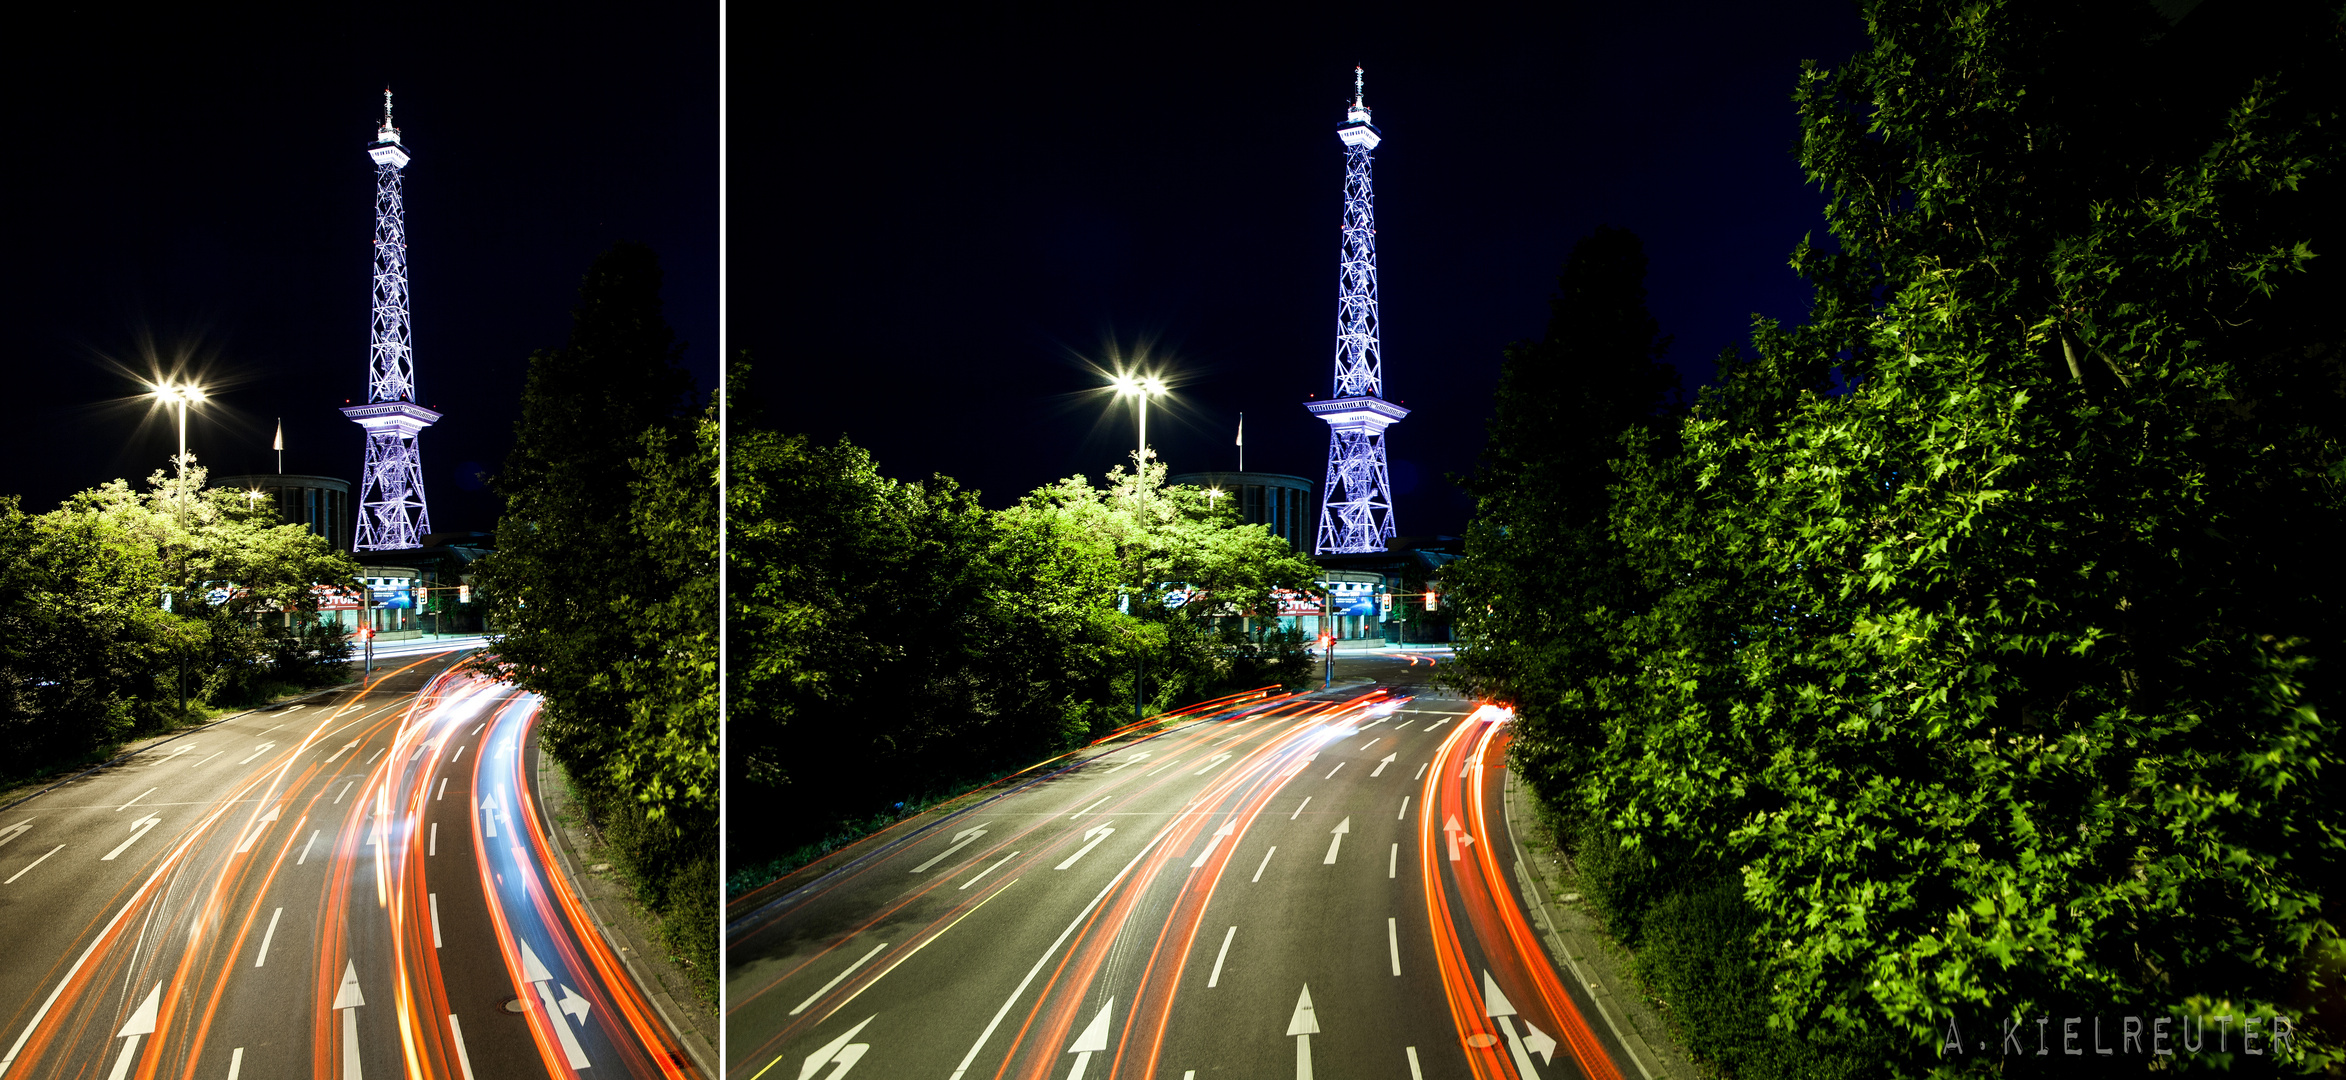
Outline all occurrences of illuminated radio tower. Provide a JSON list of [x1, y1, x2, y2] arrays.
[[1308, 66, 1407, 554], [342, 88, 439, 551]]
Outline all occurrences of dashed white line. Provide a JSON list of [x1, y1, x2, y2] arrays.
[[1207, 926, 1236, 988], [1395, 720, 1416, 732], [296, 830, 321, 865], [117, 789, 155, 813], [4, 845, 63, 884], [189, 752, 223, 769], [334, 782, 354, 804], [254, 908, 283, 967], [1290, 797, 1311, 821], [363, 747, 385, 766], [1069, 798, 1111, 819], [1388, 917, 1401, 976], [1398, 795, 1411, 820], [430, 893, 443, 948], [1252, 847, 1276, 883], [1325, 762, 1345, 780], [436, 777, 448, 801], [790, 942, 890, 1016], [451, 745, 465, 762], [429, 822, 438, 856], [1413, 763, 1428, 780], [1389, 843, 1398, 879], [448, 1015, 477, 1080], [1407, 1046, 1424, 1079], [960, 851, 1020, 890], [227, 1046, 244, 1080]]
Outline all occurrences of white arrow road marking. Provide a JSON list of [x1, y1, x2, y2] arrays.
[[103, 817, 160, 861], [1322, 818, 1350, 865], [234, 805, 282, 853], [1288, 985, 1320, 1080], [558, 985, 592, 1026], [1099, 752, 1151, 775], [0, 821, 30, 850], [1055, 825, 1114, 870], [1522, 1020, 1559, 1065], [790, 943, 890, 1016], [479, 794, 498, 839], [519, 940, 590, 1068], [1482, 970, 1544, 1078], [104, 983, 162, 1080], [324, 740, 357, 762], [1192, 753, 1233, 776], [1370, 752, 1397, 777], [799, 1015, 875, 1080], [334, 961, 364, 1080], [1065, 1000, 1113, 1080], [235, 743, 277, 766], [913, 827, 988, 873], [1444, 815, 1475, 862], [254, 908, 283, 967], [1190, 821, 1237, 869], [1207, 927, 1236, 988]]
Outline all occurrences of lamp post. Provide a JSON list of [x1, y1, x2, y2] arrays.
[[150, 381, 208, 473], [1109, 373, 1168, 465]]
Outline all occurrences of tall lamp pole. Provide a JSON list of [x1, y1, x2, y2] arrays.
[[150, 382, 208, 473], [1110, 373, 1168, 466]]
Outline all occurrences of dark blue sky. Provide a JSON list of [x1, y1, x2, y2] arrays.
[[5, 5, 717, 532], [746, 2, 1869, 536]]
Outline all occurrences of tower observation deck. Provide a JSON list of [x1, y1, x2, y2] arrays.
[[344, 88, 439, 551], [1310, 67, 1407, 554]]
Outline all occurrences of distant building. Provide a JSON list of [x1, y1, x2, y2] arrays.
[[1166, 471, 1315, 554], [212, 474, 354, 552]]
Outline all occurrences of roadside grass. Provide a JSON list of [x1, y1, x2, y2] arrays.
[[543, 757, 717, 1009]]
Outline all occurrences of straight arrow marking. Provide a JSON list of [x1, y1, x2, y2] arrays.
[[102, 817, 160, 861], [1444, 815, 1475, 862], [913, 827, 989, 873], [104, 983, 161, 1080], [1056, 825, 1114, 870], [1289, 985, 1319, 1080], [1369, 752, 1397, 777], [1322, 818, 1350, 865], [1066, 1000, 1113, 1080], [233, 805, 282, 854], [0, 822, 29, 849], [1190, 821, 1237, 869]]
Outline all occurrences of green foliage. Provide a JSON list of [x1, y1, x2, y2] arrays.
[[468, 242, 713, 994], [728, 416, 1316, 873], [1456, 2, 2346, 1072]]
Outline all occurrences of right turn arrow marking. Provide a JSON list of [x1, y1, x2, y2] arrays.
[[1444, 815, 1475, 862], [1482, 970, 1544, 1078], [519, 940, 590, 1069]]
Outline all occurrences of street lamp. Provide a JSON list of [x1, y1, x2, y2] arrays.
[[150, 381, 208, 473], [1109, 372, 1168, 465]]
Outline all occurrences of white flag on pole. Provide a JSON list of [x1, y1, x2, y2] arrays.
[[1236, 414, 1244, 446], [272, 419, 284, 452]]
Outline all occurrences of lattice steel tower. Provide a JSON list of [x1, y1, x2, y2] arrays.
[[342, 88, 440, 551], [1308, 66, 1408, 554]]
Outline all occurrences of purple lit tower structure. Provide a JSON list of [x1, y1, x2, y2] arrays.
[[1309, 67, 1407, 554], [343, 89, 439, 551]]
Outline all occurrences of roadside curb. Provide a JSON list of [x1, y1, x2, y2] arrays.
[[530, 740, 719, 1079], [1499, 772, 1703, 1080]]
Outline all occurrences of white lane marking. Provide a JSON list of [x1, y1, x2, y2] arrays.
[[1064, 999, 1113, 1079], [1207, 926, 1236, 988], [960, 851, 1019, 890], [1190, 821, 1237, 869], [297, 830, 321, 865], [1288, 985, 1320, 1077], [796, 1016, 875, 1079], [154, 745, 194, 766], [946, 832, 1168, 1080], [1069, 798, 1111, 819], [363, 747, 384, 766], [1252, 847, 1276, 883], [1289, 797, 1311, 821], [1055, 824, 1114, 870], [1324, 762, 1345, 780], [471, 723, 485, 735], [227, 1046, 244, 1080], [1413, 763, 1428, 781], [323, 741, 357, 763], [255, 908, 283, 967], [1398, 795, 1412, 820], [4, 845, 64, 884], [337, 960, 366, 1079], [1143, 762, 1175, 777], [234, 805, 282, 854], [189, 752, 223, 769], [790, 943, 890, 1016], [104, 982, 162, 1080], [429, 822, 438, 856], [334, 782, 354, 804], [1389, 843, 1398, 879], [1370, 753, 1398, 777], [1323, 818, 1350, 864], [1395, 720, 1416, 732], [1099, 751, 1150, 775], [0, 821, 29, 849], [103, 817, 161, 861], [451, 745, 465, 762], [1407, 1046, 1424, 1079], [1388, 917, 1401, 976], [912, 827, 988, 873], [117, 788, 156, 812], [430, 894, 443, 948], [1192, 753, 1233, 776], [478, 794, 498, 838], [821, 881, 1015, 1023], [447, 1015, 477, 1080], [235, 743, 277, 766], [435, 777, 448, 801]]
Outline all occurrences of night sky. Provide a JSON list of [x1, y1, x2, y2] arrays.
[[748, 3, 1869, 537], [5, 6, 717, 534]]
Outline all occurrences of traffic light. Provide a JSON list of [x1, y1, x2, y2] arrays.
[[457, 584, 470, 605], [360, 626, 375, 640]]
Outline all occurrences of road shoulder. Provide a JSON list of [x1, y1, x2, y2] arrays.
[[1499, 770, 1705, 1080], [532, 741, 720, 1078]]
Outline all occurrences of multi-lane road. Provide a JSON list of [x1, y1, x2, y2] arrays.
[[726, 659, 1632, 1079], [0, 650, 698, 1079]]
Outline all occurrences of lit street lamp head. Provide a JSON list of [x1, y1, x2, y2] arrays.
[[149, 380, 208, 473]]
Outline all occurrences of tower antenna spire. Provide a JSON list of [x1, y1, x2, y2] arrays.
[[343, 92, 439, 551], [1354, 65, 1365, 107], [1308, 66, 1405, 554]]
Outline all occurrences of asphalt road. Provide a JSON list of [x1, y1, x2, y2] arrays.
[[0, 651, 697, 1079], [726, 651, 1636, 1080]]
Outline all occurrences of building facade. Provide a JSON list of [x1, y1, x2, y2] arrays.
[[212, 474, 354, 552], [1167, 471, 1315, 555]]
